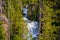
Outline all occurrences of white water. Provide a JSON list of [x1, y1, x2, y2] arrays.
[[22, 6, 39, 40]]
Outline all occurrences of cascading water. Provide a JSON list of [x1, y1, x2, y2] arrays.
[[22, 5, 39, 40]]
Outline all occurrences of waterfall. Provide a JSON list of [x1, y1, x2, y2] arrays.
[[22, 5, 39, 40], [27, 21, 39, 40]]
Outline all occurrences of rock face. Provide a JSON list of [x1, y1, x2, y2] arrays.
[[0, 14, 10, 40], [0, 0, 10, 40], [0, 0, 2, 13]]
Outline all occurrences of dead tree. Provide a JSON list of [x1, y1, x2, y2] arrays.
[[38, 0, 44, 34]]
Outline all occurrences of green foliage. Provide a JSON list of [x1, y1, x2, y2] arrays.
[[8, 0, 28, 40], [4, 0, 60, 40], [39, 0, 60, 40], [0, 21, 5, 40]]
